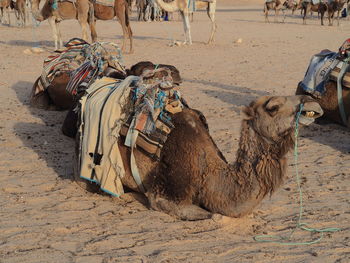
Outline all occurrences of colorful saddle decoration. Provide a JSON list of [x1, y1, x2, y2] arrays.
[[78, 68, 183, 196], [33, 38, 125, 98]]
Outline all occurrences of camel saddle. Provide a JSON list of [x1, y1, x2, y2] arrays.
[[78, 69, 183, 196]]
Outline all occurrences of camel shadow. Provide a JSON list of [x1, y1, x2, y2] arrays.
[[300, 122, 350, 154], [185, 78, 270, 113], [14, 121, 75, 180], [0, 40, 54, 48], [11, 80, 74, 179]]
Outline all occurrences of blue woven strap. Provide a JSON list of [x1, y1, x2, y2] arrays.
[[336, 58, 349, 126]]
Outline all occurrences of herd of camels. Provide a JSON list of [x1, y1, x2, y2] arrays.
[[27, 34, 350, 220], [2, 1, 349, 220], [264, 0, 350, 26]]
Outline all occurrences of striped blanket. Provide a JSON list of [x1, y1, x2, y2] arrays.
[[34, 38, 89, 96]]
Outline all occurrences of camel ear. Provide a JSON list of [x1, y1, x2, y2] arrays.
[[242, 106, 254, 119], [264, 97, 285, 116]]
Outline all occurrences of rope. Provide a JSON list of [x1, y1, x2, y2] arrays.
[[254, 104, 341, 245]]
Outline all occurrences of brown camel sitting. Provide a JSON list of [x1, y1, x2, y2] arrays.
[[301, 0, 327, 25], [327, 0, 348, 26], [264, 0, 285, 23], [296, 80, 350, 127], [30, 39, 127, 110], [73, 93, 322, 220], [31, 0, 133, 52], [30, 58, 182, 111]]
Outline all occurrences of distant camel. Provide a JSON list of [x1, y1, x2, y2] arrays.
[[327, 0, 348, 26], [31, 0, 93, 50], [283, 0, 298, 15], [11, 0, 26, 26], [31, 0, 133, 52], [301, 0, 327, 25], [154, 0, 217, 45], [0, 0, 11, 25], [264, 0, 285, 23], [90, 0, 133, 53]]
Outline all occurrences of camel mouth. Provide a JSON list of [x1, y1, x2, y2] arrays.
[[298, 102, 323, 125]]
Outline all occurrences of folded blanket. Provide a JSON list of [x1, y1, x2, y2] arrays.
[[299, 50, 339, 97]]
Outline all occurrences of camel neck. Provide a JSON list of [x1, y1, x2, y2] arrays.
[[234, 120, 294, 198]]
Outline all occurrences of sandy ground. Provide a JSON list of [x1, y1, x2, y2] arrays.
[[1, 1, 350, 262]]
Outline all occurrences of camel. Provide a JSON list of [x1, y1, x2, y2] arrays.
[[89, 0, 133, 53], [11, 0, 26, 26], [296, 81, 350, 128], [0, 0, 11, 25], [31, 0, 93, 50], [30, 59, 182, 111], [264, 0, 285, 23], [72, 93, 323, 220], [327, 0, 348, 26], [283, 0, 298, 15], [301, 0, 327, 25], [31, 0, 133, 52], [154, 0, 216, 45]]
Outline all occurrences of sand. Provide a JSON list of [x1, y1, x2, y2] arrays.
[[0, 1, 349, 262]]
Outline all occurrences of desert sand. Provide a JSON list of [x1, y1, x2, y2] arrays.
[[0, 1, 349, 262]]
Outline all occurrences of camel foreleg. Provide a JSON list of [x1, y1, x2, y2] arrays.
[[180, 10, 192, 45], [206, 1, 217, 44], [48, 17, 63, 50]]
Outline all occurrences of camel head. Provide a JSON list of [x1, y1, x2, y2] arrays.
[[243, 95, 323, 143]]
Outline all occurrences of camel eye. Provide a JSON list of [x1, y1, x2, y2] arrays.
[[265, 105, 279, 116]]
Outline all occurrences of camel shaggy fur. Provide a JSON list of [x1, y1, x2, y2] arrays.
[[74, 95, 323, 220], [154, 0, 217, 45]]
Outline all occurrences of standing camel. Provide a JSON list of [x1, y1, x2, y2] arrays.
[[90, 0, 133, 53], [0, 0, 11, 25], [327, 0, 348, 26], [301, 0, 327, 25], [154, 0, 217, 45], [11, 0, 26, 26], [264, 0, 285, 23], [31, 0, 133, 53], [31, 0, 93, 50]]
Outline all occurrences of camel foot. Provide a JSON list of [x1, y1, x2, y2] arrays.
[[147, 194, 212, 220]]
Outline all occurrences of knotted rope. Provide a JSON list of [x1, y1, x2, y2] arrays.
[[254, 104, 341, 245]]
